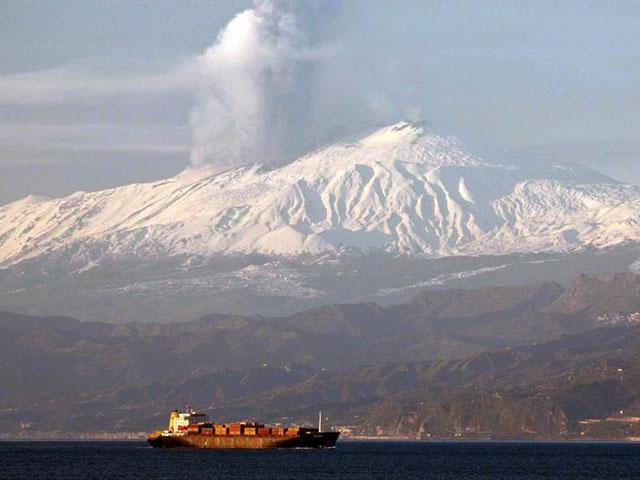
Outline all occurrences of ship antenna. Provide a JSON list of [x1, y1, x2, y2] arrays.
[[318, 411, 322, 433]]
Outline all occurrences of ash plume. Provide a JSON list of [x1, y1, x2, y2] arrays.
[[189, 0, 321, 169], [188, 0, 413, 170]]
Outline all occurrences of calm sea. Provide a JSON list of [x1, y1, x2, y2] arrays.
[[1, 440, 640, 479]]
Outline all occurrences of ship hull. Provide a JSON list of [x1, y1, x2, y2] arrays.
[[148, 432, 339, 449]]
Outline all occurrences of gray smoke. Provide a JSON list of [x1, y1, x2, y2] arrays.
[[189, 0, 320, 169], [188, 0, 416, 170]]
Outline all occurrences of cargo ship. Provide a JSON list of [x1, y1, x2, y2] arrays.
[[147, 409, 339, 449]]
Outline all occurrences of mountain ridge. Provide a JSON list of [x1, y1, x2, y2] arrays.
[[1, 121, 639, 268], [2, 272, 640, 437]]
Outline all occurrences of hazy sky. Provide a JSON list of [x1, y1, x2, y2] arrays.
[[1, 0, 638, 205]]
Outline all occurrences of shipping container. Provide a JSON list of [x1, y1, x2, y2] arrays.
[[149, 409, 340, 448]]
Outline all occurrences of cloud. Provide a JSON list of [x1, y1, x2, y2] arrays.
[[0, 0, 408, 170], [0, 64, 194, 106], [0, 123, 189, 155]]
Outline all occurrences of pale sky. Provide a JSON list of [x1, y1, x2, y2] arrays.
[[0, 0, 638, 205]]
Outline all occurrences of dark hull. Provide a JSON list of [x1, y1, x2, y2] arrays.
[[148, 432, 339, 449]]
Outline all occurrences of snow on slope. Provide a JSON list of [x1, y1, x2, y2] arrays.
[[0, 121, 639, 267]]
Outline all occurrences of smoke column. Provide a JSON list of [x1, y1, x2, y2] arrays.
[[189, 0, 319, 169]]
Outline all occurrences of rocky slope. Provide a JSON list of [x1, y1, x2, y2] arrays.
[[244, 323, 640, 439], [2, 272, 640, 436]]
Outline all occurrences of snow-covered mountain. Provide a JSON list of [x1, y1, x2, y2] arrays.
[[1, 121, 638, 269]]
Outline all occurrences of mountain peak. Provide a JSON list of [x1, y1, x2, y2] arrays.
[[546, 272, 640, 317], [0, 126, 639, 265], [358, 121, 424, 147]]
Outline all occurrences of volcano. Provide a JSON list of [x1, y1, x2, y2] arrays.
[[1, 122, 638, 322]]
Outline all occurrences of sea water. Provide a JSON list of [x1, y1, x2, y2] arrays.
[[1, 440, 639, 479]]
